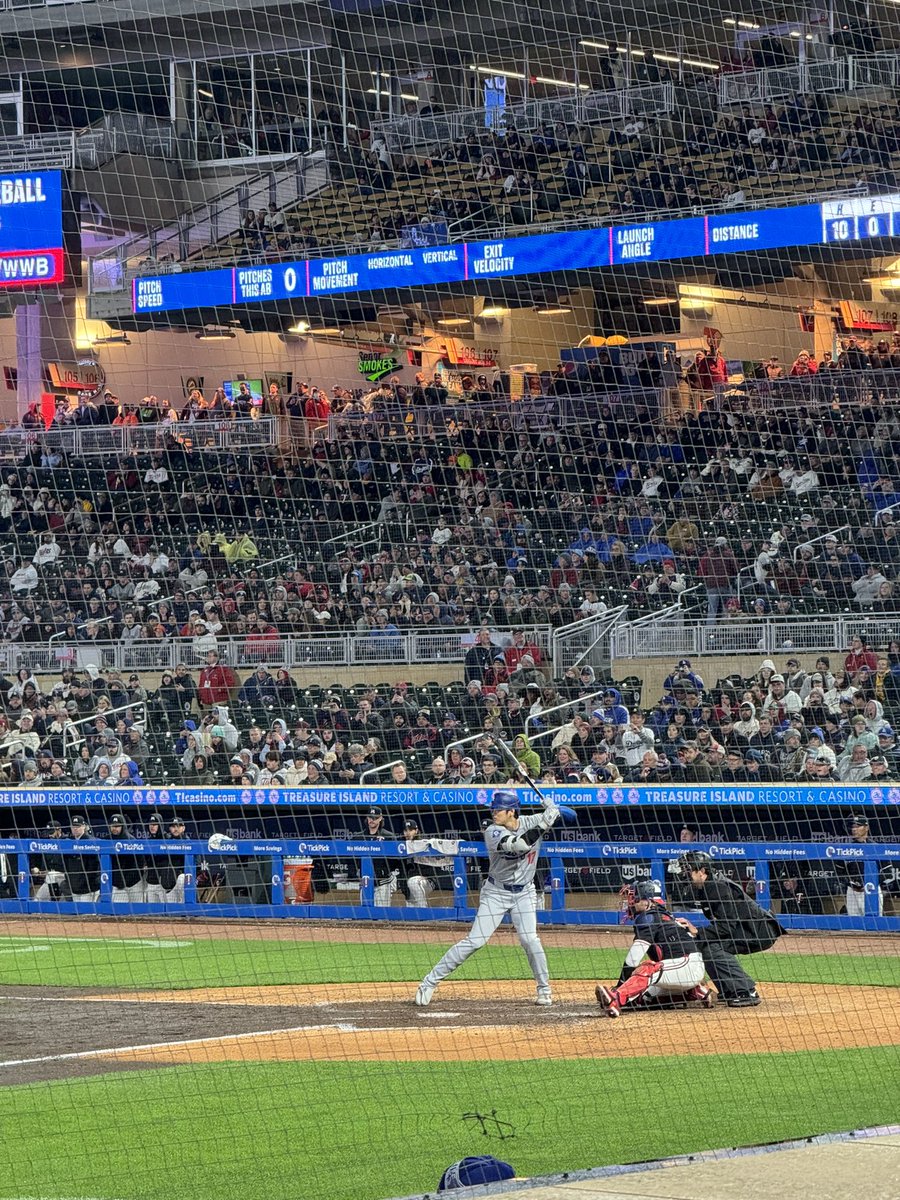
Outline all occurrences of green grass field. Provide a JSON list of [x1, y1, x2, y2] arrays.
[[3, 1050, 899, 1200], [1, 933, 898, 1200]]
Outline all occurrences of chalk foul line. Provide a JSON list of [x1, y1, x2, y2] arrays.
[[0, 1024, 360, 1070]]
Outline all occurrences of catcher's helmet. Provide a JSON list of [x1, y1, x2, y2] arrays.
[[490, 789, 520, 813], [678, 849, 716, 880], [633, 878, 664, 902]]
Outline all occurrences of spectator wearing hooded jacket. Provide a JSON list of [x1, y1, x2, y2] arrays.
[[593, 687, 629, 731], [836, 743, 873, 781], [843, 714, 878, 756], [733, 701, 760, 740], [759, 676, 802, 726]]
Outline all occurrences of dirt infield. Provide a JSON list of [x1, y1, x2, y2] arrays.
[[2, 979, 897, 1088], [2, 917, 898, 1098]]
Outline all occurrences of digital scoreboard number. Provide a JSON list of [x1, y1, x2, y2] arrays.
[[822, 197, 897, 244]]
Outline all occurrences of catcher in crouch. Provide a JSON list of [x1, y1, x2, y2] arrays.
[[595, 879, 713, 1018]]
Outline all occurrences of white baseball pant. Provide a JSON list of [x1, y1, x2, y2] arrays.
[[644, 951, 706, 997], [34, 870, 66, 900], [145, 876, 186, 904], [71, 891, 99, 903], [422, 881, 549, 991], [362, 870, 399, 907], [112, 881, 147, 903], [846, 887, 883, 917], [406, 874, 435, 907]]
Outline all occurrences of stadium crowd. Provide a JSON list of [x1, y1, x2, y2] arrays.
[[4, 349, 899, 663], [0, 640, 898, 790], [296, 94, 900, 252]]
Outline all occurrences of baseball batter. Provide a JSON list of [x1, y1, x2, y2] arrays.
[[595, 879, 712, 1018], [415, 788, 559, 1007]]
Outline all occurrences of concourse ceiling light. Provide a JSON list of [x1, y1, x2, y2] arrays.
[[436, 317, 472, 326], [653, 52, 720, 70], [195, 327, 236, 340], [579, 40, 645, 55], [469, 65, 588, 90], [479, 304, 508, 317], [289, 321, 311, 333], [643, 296, 678, 305], [534, 306, 572, 314]]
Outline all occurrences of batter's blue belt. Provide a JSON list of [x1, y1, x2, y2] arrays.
[[487, 876, 530, 892]]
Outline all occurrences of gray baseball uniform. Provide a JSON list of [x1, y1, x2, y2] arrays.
[[421, 809, 557, 993]]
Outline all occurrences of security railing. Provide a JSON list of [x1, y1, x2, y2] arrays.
[[718, 50, 900, 106], [2, 625, 552, 676], [0, 416, 279, 459], [0, 130, 76, 171], [550, 607, 628, 676], [89, 152, 329, 294], [0, 115, 175, 174], [611, 614, 900, 660], [370, 83, 675, 151]]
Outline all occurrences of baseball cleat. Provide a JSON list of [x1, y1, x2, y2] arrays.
[[686, 985, 714, 1008], [415, 983, 435, 1007], [535, 989, 552, 1006], [595, 985, 618, 1011], [726, 991, 762, 1008]]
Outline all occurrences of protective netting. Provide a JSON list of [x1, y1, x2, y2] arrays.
[[0, 1, 899, 1199]]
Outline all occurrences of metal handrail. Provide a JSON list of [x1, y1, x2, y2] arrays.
[[523, 689, 610, 745], [63, 698, 149, 752], [874, 500, 900, 527], [793, 523, 851, 561], [359, 758, 407, 784]]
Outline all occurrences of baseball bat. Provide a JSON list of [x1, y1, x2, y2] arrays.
[[490, 733, 578, 823]]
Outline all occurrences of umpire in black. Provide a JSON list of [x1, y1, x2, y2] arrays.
[[678, 850, 785, 1007]]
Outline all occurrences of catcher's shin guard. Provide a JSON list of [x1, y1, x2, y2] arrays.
[[611, 960, 661, 1007]]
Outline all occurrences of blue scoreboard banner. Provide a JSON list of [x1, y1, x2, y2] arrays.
[[0, 170, 64, 287], [1, 782, 898, 807], [131, 192, 900, 315]]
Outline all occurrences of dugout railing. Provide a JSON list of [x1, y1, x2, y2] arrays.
[[0, 837, 895, 929], [1, 783, 897, 930]]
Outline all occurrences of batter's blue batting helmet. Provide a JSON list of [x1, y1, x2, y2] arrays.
[[490, 789, 520, 813]]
